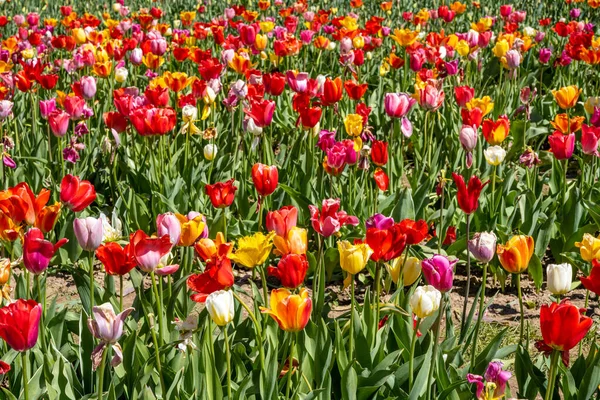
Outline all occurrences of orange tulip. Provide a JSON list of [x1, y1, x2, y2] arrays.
[[550, 114, 585, 134], [552, 85, 581, 110], [497, 235, 534, 274], [164, 72, 192, 93], [273, 227, 307, 256], [175, 213, 206, 247], [0, 212, 20, 241], [93, 61, 113, 78], [260, 288, 312, 332]]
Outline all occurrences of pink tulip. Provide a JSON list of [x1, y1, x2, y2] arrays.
[[418, 82, 445, 111], [39, 98, 56, 119], [421, 254, 456, 292], [582, 124, 600, 156], [384, 93, 416, 119], [23, 228, 68, 275], [73, 217, 104, 252], [48, 110, 70, 137], [64, 96, 86, 119], [156, 212, 182, 246], [286, 71, 309, 93], [308, 198, 359, 237], [80, 76, 97, 99], [87, 303, 134, 370]]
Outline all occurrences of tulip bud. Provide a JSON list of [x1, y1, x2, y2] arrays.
[[205, 290, 235, 326], [421, 255, 456, 292], [387, 255, 421, 286], [459, 124, 478, 151], [0, 258, 10, 286], [337, 240, 373, 275], [156, 212, 182, 246], [468, 231, 497, 263], [204, 144, 217, 160], [80, 76, 97, 99], [410, 285, 441, 319], [546, 263, 572, 295], [73, 217, 104, 252], [114, 67, 128, 83]]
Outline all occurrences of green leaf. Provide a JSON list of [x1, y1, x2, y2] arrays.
[[528, 254, 543, 291], [341, 363, 357, 400]]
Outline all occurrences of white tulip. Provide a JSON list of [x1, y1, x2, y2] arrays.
[[410, 285, 441, 319], [547, 263, 572, 295], [205, 290, 235, 326], [204, 144, 218, 161], [484, 145, 507, 166]]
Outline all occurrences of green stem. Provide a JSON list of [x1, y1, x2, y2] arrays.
[[96, 346, 109, 400], [231, 291, 265, 372], [516, 273, 525, 344], [409, 318, 420, 391], [150, 271, 165, 345], [374, 262, 382, 328], [349, 276, 355, 359], [260, 264, 269, 307], [579, 289, 590, 357], [285, 333, 296, 400], [35, 274, 46, 351], [545, 350, 560, 400], [224, 328, 232, 400], [89, 252, 95, 316], [426, 294, 445, 400], [119, 275, 124, 313], [21, 351, 29, 400], [149, 312, 166, 397], [491, 166, 497, 219], [471, 263, 488, 368], [460, 214, 471, 336], [222, 209, 228, 241], [257, 195, 264, 232]]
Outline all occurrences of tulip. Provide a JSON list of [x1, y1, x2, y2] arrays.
[[260, 288, 312, 332], [374, 168, 389, 191], [0, 101, 13, 119], [311, 198, 359, 237], [452, 172, 488, 215], [459, 125, 478, 152], [115, 67, 128, 83], [229, 232, 275, 269], [454, 86, 474, 108], [484, 145, 507, 165], [204, 144, 217, 160], [384, 93, 416, 118], [87, 303, 134, 370], [266, 206, 298, 237], [205, 179, 237, 208], [252, 163, 279, 197], [0, 299, 41, 352], [337, 241, 373, 275], [546, 263, 572, 296], [467, 362, 511, 400], [205, 290, 235, 326], [365, 213, 394, 230], [60, 174, 97, 212], [370, 140, 388, 166], [344, 113, 363, 137], [321, 77, 343, 106], [468, 232, 497, 263], [417, 82, 445, 111], [398, 219, 429, 245], [366, 223, 407, 262], [48, 110, 70, 137], [581, 260, 600, 296], [23, 228, 68, 275], [550, 114, 584, 134], [187, 254, 234, 302], [267, 253, 309, 288], [552, 85, 581, 109], [539, 48, 552, 64], [64, 96, 86, 119], [387, 255, 421, 286], [80, 76, 97, 99], [96, 242, 137, 276], [73, 217, 104, 251], [410, 285, 441, 319], [39, 99, 56, 119], [548, 131, 575, 159], [482, 115, 510, 145], [497, 235, 534, 274], [581, 124, 600, 156], [175, 212, 205, 247], [130, 230, 173, 273], [421, 255, 456, 292], [575, 233, 600, 261], [273, 227, 307, 256], [245, 99, 275, 127], [156, 212, 182, 246], [130, 106, 177, 136]]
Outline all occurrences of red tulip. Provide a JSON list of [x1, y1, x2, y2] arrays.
[[267, 253, 308, 288], [343, 80, 368, 100], [452, 172, 488, 215], [96, 242, 137, 276], [548, 131, 575, 160], [205, 179, 237, 208], [187, 256, 234, 302], [538, 300, 592, 365], [60, 174, 96, 212], [266, 206, 298, 237], [461, 107, 483, 128], [482, 115, 510, 145], [398, 219, 428, 245], [299, 106, 322, 129], [321, 77, 343, 106], [129, 106, 177, 136], [366, 223, 407, 262], [130, 230, 172, 273], [374, 168, 389, 191], [23, 228, 68, 275], [63, 95, 86, 119], [0, 299, 41, 351], [103, 111, 128, 133], [263, 72, 286, 96], [145, 86, 170, 107], [245, 99, 275, 127], [371, 140, 388, 166], [454, 86, 475, 108], [581, 259, 600, 296], [252, 163, 278, 197], [48, 110, 70, 137]]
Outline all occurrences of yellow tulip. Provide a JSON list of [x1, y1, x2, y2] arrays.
[[575, 233, 600, 262], [390, 28, 419, 47], [492, 40, 510, 58], [552, 85, 582, 110], [337, 241, 373, 275], [466, 96, 494, 116], [344, 114, 363, 137], [387, 255, 421, 286], [230, 232, 275, 268], [255, 34, 268, 51]]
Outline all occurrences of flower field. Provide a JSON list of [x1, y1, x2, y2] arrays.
[[0, 0, 600, 398]]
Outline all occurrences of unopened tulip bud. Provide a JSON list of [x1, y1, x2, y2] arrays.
[[114, 67, 128, 83], [205, 290, 235, 326], [73, 217, 104, 251], [547, 263, 572, 295], [468, 231, 497, 263], [387, 255, 421, 286], [484, 145, 506, 166], [410, 285, 441, 319], [204, 144, 217, 160]]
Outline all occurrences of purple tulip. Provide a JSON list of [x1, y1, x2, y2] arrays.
[[73, 217, 104, 252], [87, 303, 134, 370], [539, 48, 552, 64], [421, 255, 456, 292], [365, 213, 394, 230], [468, 232, 497, 263], [317, 129, 337, 151], [0, 101, 13, 119]]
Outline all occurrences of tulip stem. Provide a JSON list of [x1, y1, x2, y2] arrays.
[[374, 262, 382, 329], [471, 262, 488, 368], [224, 328, 232, 400], [96, 345, 109, 400], [285, 333, 296, 400], [119, 275, 124, 313], [231, 291, 265, 372], [222, 209, 228, 242], [460, 214, 471, 337], [515, 273, 525, 344], [35, 274, 46, 351], [89, 252, 95, 316], [21, 351, 29, 400], [349, 276, 355, 359], [578, 289, 590, 357], [150, 271, 165, 345], [545, 350, 560, 400], [408, 318, 420, 392], [260, 265, 269, 308], [426, 293, 445, 400], [257, 196, 264, 232]]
